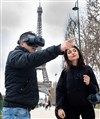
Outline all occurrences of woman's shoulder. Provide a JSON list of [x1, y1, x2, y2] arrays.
[[83, 65, 94, 74], [60, 68, 68, 77], [62, 68, 69, 73], [84, 65, 92, 70]]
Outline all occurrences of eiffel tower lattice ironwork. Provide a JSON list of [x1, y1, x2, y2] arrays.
[[36, 3, 52, 95]]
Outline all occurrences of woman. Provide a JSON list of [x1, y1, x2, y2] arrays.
[[55, 46, 99, 119]]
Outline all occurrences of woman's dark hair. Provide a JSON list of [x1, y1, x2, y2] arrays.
[[64, 46, 85, 70]]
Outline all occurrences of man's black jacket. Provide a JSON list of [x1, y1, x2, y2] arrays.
[[4, 45, 62, 110]]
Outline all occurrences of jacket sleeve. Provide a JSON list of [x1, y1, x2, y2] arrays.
[[8, 45, 63, 68], [86, 66, 99, 94], [56, 70, 66, 110]]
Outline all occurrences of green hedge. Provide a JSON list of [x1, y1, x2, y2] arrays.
[[0, 109, 2, 119], [0, 113, 2, 119], [0, 100, 2, 119]]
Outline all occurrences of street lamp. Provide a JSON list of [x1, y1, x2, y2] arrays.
[[72, 0, 81, 51]]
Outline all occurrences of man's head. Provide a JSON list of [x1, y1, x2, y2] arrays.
[[17, 31, 45, 52]]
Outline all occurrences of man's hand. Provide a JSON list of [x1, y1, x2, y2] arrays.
[[60, 38, 76, 52], [58, 109, 66, 119]]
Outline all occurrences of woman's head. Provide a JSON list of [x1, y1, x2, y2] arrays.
[[64, 46, 85, 68]]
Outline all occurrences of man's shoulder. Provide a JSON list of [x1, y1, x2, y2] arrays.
[[10, 46, 27, 54]]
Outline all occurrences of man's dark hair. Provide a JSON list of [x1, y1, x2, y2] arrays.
[[17, 31, 36, 44], [17, 31, 45, 47]]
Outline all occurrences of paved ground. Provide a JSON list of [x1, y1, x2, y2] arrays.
[[31, 106, 56, 119], [30, 106, 100, 119]]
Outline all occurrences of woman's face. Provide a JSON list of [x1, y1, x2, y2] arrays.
[[66, 47, 79, 64]]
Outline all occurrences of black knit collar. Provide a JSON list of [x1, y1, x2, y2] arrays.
[[15, 45, 29, 52]]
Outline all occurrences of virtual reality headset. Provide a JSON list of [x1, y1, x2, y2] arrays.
[[17, 31, 45, 47]]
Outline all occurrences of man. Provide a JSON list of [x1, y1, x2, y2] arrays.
[[2, 31, 75, 119]]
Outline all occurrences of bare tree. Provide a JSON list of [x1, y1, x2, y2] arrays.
[[82, 0, 100, 70], [65, 0, 100, 71], [65, 17, 79, 46]]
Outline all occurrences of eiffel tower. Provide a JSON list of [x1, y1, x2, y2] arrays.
[[36, 2, 52, 95]]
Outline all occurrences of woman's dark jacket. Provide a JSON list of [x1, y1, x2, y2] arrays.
[[56, 65, 99, 111], [4, 45, 62, 110]]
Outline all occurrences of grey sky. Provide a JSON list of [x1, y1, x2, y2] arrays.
[[1, 0, 86, 94]]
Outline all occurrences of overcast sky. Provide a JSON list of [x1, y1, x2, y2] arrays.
[[0, 0, 87, 95]]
